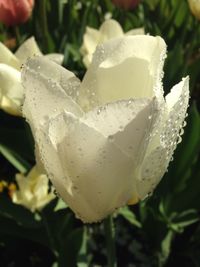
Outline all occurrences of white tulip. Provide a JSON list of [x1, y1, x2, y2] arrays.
[[80, 19, 144, 68], [0, 37, 64, 116], [22, 35, 189, 223], [12, 166, 55, 212]]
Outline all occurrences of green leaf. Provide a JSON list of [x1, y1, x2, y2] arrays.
[[0, 195, 40, 228], [0, 215, 48, 247], [158, 103, 200, 205], [173, 104, 200, 179], [58, 227, 87, 267], [169, 210, 199, 233], [54, 198, 68, 212], [0, 143, 31, 173], [159, 230, 174, 266], [58, 0, 68, 25], [118, 206, 142, 228], [77, 227, 89, 267], [40, 206, 74, 253], [0, 123, 34, 162]]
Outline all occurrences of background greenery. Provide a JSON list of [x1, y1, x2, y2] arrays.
[[0, 0, 200, 266]]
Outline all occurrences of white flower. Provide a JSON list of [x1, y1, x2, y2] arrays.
[[22, 35, 189, 223], [0, 37, 64, 116], [188, 0, 200, 20], [12, 166, 55, 212], [80, 19, 144, 68], [104, 12, 112, 20]]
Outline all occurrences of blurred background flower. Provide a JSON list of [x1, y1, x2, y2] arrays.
[[188, 0, 200, 20], [112, 0, 141, 10], [12, 166, 55, 212], [81, 19, 144, 67], [0, 180, 8, 192], [0, 0, 34, 26], [0, 37, 63, 116]]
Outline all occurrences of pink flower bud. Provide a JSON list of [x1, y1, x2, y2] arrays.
[[0, 0, 34, 26], [112, 0, 141, 10]]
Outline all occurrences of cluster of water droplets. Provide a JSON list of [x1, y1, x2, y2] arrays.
[[140, 145, 166, 200], [78, 76, 101, 112], [134, 98, 162, 170], [86, 98, 154, 139], [138, 79, 189, 200], [138, 103, 164, 198], [61, 77, 81, 103], [153, 47, 167, 100], [80, 38, 132, 112], [161, 85, 189, 165]]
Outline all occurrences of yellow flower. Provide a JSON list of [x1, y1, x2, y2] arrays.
[[8, 182, 17, 198], [0, 180, 8, 192], [188, 0, 200, 20], [12, 166, 55, 212]]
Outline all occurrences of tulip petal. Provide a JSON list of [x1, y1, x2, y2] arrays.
[[82, 26, 100, 54], [34, 124, 69, 206], [80, 26, 100, 67], [125, 27, 145, 35], [162, 77, 189, 152], [23, 56, 81, 101], [0, 64, 23, 115], [136, 146, 167, 199], [137, 77, 189, 199], [82, 19, 124, 54], [45, 53, 64, 65], [98, 19, 124, 42], [15, 37, 64, 66], [22, 56, 84, 178], [165, 77, 189, 113], [79, 35, 166, 110], [83, 97, 159, 162], [15, 37, 42, 65], [46, 111, 138, 223], [0, 42, 20, 70], [22, 56, 83, 129], [80, 19, 144, 68]]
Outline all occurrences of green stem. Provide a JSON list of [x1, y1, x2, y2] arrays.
[[103, 215, 117, 267], [40, 210, 58, 256], [39, 0, 50, 52]]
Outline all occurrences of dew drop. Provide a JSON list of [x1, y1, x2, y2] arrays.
[[183, 121, 187, 127], [177, 136, 182, 144], [179, 128, 184, 136]]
